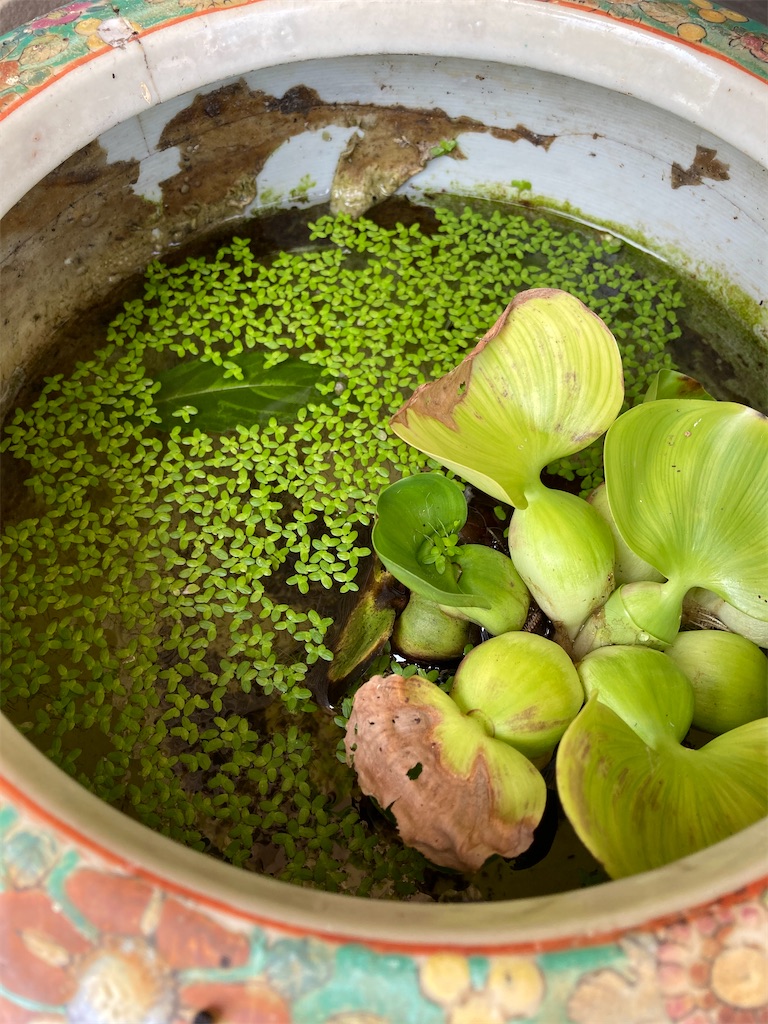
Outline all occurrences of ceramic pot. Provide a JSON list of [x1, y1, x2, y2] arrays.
[[1, 2, 766, 1021]]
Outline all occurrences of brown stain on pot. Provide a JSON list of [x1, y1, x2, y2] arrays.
[[0, 141, 153, 407], [670, 145, 730, 189], [157, 81, 557, 220], [0, 78, 557, 407]]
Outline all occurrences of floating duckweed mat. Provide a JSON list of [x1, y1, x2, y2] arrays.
[[1, 203, 685, 898]]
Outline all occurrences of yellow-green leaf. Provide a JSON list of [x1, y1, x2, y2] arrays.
[[557, 696, 768, 878], [391, 289, 624, 508], [604, 400, 768, 622]]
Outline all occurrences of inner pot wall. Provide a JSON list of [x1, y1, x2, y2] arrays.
[[1, 0, 766, 952], [2, 50, 767, 410]]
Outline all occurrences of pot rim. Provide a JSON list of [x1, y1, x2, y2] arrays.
[[3, 719, 766, 950], [0, 0, 766, 216]]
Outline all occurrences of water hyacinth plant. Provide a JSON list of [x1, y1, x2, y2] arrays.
[[391, 289, 623, 643], [346, 288, 767, 878], [557, 646, 767, 879]]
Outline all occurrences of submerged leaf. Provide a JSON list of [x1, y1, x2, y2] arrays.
[[152, 351, 323, 431], [390, 289, 624, 508], [325, 564, 400, 697], [557, 696, 768, 879]]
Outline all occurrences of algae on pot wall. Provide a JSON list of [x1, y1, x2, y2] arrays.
[[1, 199, 759, 900]]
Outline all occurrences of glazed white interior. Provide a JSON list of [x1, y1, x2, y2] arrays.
[[1, 0, 766, 945]]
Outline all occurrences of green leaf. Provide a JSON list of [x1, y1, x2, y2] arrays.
[[152, 351, 323, 432], [371, 474, 476, 608], [390, 289, 624, 508], [373, 474, 530, 633], [576, 645, 694, 748], [604, 400, 768, 626], [643, 369, 715, 403], [557, 696, 768, 879]]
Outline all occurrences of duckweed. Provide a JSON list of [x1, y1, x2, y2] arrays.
[[1, 201, 683, 899]]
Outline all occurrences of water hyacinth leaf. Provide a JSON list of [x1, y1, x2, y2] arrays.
[[588, 482, 664, 587], [556, 696, 768, 879], [391, 289, 624, 508], [440, 544, 530, 636], [371, 474, 479, 608], [604, 400, 768, 624], [665, 630, 768, 735], [345, 674, 546, 871], [152, 351, 323, 431], [451, 632, 583, 761], [643, 369, 715, 403], [576, 645, 694, 748]]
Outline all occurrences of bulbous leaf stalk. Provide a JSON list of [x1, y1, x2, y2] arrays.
[[345, 674, 547, 871], [451, 632, 584, 761], [508, 485, 615, 643], [682, 589, 768, 648], [393, 592, 472, 660], [572, 578, 689, 659], [576, 646, 694, 747], [665, 630, 768, 734]]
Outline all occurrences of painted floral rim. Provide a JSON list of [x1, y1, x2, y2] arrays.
[[3, 726, 768, 1023], [3, 719, 766, 953], [0, 0, 766, 121]]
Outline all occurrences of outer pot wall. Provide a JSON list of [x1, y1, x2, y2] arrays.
[[1, 2, 767, 1021]]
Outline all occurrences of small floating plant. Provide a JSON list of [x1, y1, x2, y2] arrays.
[[2, 200, 764, 898]]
